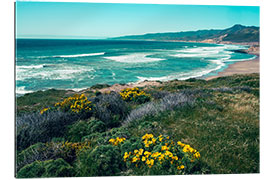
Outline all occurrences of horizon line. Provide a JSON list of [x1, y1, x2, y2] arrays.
[[16, 24, 260, 40]]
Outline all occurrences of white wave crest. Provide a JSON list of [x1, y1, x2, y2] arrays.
[[17, 64, 44, 69], [104, 53, 165, 63], [137, 59, 227, 82], [67, 87, 88, 92], [16, 86, 34, 95], [53, 52, 105, 58], [223, 56, 257, 62], [16, 63, 95, 81], [171, 45, 234, 59]]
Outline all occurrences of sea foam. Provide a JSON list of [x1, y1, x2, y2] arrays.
[[32, 52, 105, 59], [17, 64, 44, 69], [53, 52, 105, 58], [16, 86, 34, 95], [223, 56, 257, 62], [103, 53, 165, 63], [170, 45, 233, 59], [16, 63, 95, 81], [137, 58, 227, 82]]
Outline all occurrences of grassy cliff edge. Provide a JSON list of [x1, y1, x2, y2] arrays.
[[16, 73, 259, 177]]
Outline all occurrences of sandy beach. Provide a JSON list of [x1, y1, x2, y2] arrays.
[[162, 41, 260, 81], [205, 43, 259, 81], [205, 56, 260, 81]]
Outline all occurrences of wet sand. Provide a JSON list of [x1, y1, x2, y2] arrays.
[[205, 56, 260, 81]]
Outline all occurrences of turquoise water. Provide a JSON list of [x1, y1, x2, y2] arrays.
[[16, 39, 256, 95]]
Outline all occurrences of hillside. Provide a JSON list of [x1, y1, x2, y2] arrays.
[[111, 24, 259, 43], [16, 74, 259, 177]]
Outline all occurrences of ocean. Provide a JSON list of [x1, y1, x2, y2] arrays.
[[16, 39, 256, 96]]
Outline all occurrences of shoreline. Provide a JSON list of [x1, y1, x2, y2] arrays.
[[89, 42, 260, 92], [204, 43, 259, 81], [205, 56, 259, 81], [16, 41, 260, 95]]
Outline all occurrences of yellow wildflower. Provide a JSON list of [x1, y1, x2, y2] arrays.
[[142, 156, 146, 161], [109, 139, 115, 143], [40, 107, 50, 114], [177, 141, 185, 147], [158, 154, 165, 161], [194, 152, 201, 159], [177, 165, 185, 170], [139, 148, 144, 155], [146, 159, 154, 168], [132, 157, 138, 163], [161, 146, 169, 151], [142, 133, 154, 140], [165, 150, 173, 157], [123, 152, 130, 161], [144, 151, 151, 158]]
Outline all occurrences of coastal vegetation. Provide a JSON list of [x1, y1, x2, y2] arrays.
[[16, 73, 259, 177]]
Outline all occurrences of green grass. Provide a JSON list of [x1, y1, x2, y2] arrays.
[[16, 89, 72, 115], [123, 73, 260, 174], [16, 73, 260, 176], [127, 90, 259, 173], [16, 89, 96, 115]]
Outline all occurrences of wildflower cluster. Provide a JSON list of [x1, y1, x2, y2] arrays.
[[178, 141, 201, 159], [54, 94, 93, 113], [119, 87, 150, 103], [109, 137, 126, 146], [122, 134, 201, 174], [142, 133, 157, 148], [40, 107, 50, 114], [60, 141, 91, 155]]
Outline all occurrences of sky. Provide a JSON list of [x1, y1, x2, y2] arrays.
[[16, 1, 260, 39]]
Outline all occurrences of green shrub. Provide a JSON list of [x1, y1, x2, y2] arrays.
[[76, 145, 123, 176], [66, 119, 106, 142], [16, 141, 91, 172], [66, 121, 89, 142], [53, 94, 94, 118], [17, 158, 75, 178], [91, 83, 111, 89], [88, 119, 106, 133], [185, 78, 205, 83], [16, 143, 47, 172], [82, 132, 103, 143], [120, 134, 202, 175], [81, 127, 130, 147], [58, 141, 92, 163]]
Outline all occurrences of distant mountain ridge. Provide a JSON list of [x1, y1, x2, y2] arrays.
[[111, 24, 259, 43]]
